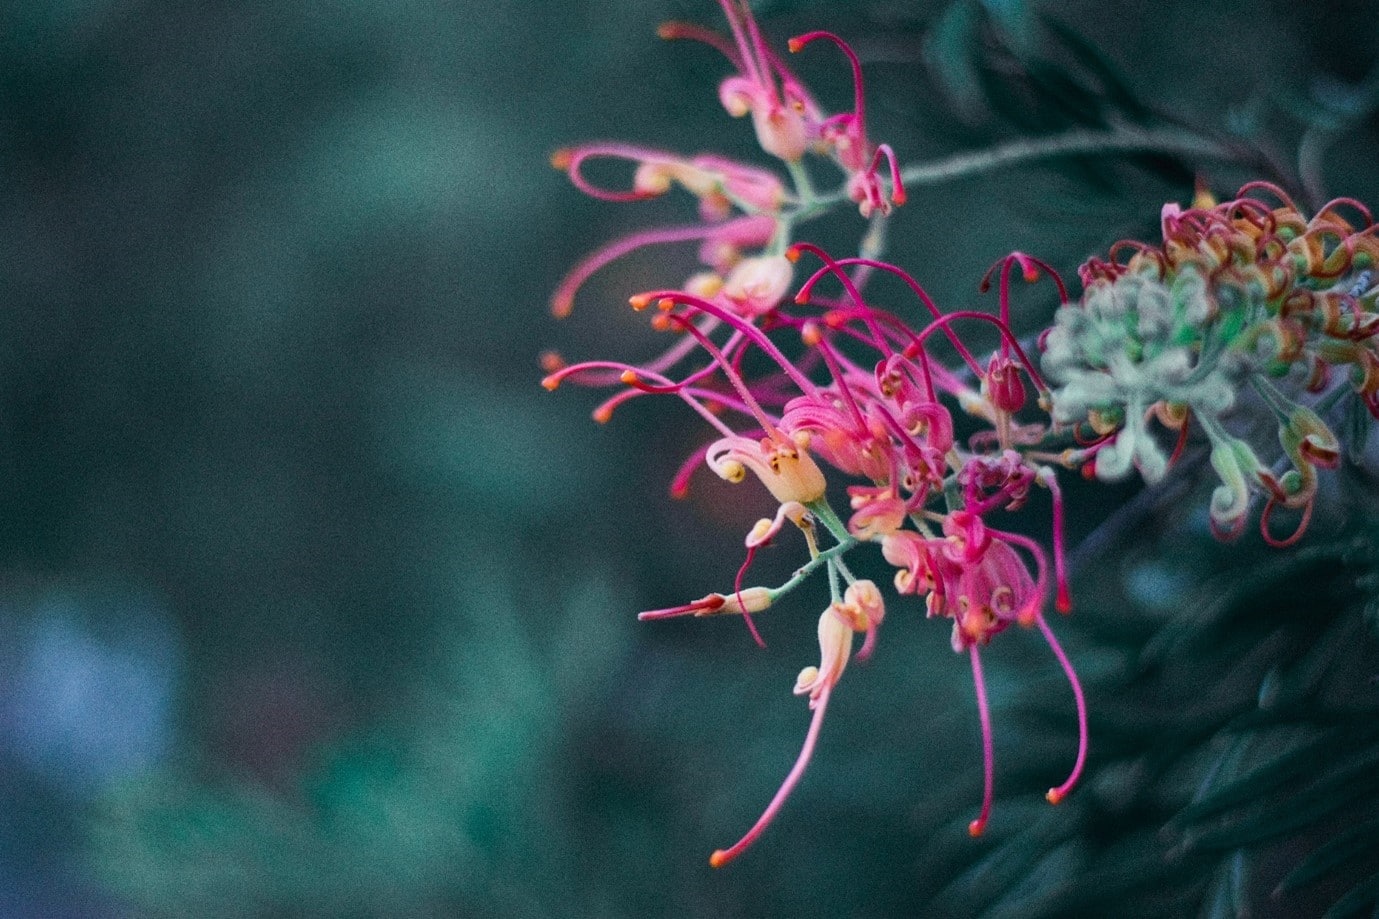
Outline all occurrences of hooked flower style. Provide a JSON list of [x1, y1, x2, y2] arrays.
[[789, 29, 905, 216]]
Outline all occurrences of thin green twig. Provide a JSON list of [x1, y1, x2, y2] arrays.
[[898, 126, 1239, 187]]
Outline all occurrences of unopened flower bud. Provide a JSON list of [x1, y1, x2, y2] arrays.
[[723, 255, 794, 317], [843, 579, 885, 629], [984, 354, 1027, 413], [721, 587, 774, 615]]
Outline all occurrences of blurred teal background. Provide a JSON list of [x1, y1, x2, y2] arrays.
[[1, 1, 1377, 916]]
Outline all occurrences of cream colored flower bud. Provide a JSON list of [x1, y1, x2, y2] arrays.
[[723, 255, 794, 317], [844, 580, 885, 629], [719, 587, 774, 615]]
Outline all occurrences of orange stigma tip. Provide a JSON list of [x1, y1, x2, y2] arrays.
[[1046, 789, 1065, 805], [656, 22, 676, 39], [551, 297, 573, 319], [968, 819, 986, 838], [592, 407, 613, 424], [629, 294, 651, 310], [787, 38, 803, 53], [549, 149, 572, 170], [619, 370, 639, 385], [892, 191, 907, 206], [540, 376, 559, 391], [785, 247, 801, 262], [657, 297, 675, 311], [709, 850, 729, 869], [793, 293, 809, 304], [1023, 267, 1040, 283]]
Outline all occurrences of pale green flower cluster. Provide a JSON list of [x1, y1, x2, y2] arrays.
[[1042, 265, 1246, 484]]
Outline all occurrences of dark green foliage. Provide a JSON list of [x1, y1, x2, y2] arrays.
[[916, 495, 1379, 917]]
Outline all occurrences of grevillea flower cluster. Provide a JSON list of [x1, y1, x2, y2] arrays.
[[544, 1, 1085, 866], [542, 1, 1372, 869], [1044, 183, 1378, 545], [546, 0, 903, 328]]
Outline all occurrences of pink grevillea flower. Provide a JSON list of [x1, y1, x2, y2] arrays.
[[788, 30, 905, 216], [551, 144, 785, 216], [984, 353, 1027, 414], [947, 536, 1086, 833], [706, 432, 827, 505], [780, 392, 893, 481], [846, 484, 907, 539], [694, 0, 819, 162], [881, 511, 1087, 835], [744, 500, 810, 549], [638, 586, 773, 622], [636, 504, 809, 648], [710, 580, 883, 868], [721, 253, 795, 317], [549, 222, 1092, 854]]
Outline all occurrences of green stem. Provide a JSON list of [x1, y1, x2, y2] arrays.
[[834, 553, 859, 585], [1315, 381, 1354, 416], [766, 537, 857, 604], [1195, 409, 1234, 448], [787, 159, 820, 207], [806, 497, 852, 543], [897, 126, 1238, 188], [1249, 374, 1296, 423]]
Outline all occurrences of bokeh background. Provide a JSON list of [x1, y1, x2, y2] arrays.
[[2, 0, 1378, 916]]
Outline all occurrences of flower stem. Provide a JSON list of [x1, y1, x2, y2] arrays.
[[768, 537, 857, 603], [898, 126, 1238, 188], [806, 497, 852, 543]]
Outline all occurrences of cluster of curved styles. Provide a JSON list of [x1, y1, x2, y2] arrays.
[[542, 0, 1375, 869], [1045, 182, 1378, 545]]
